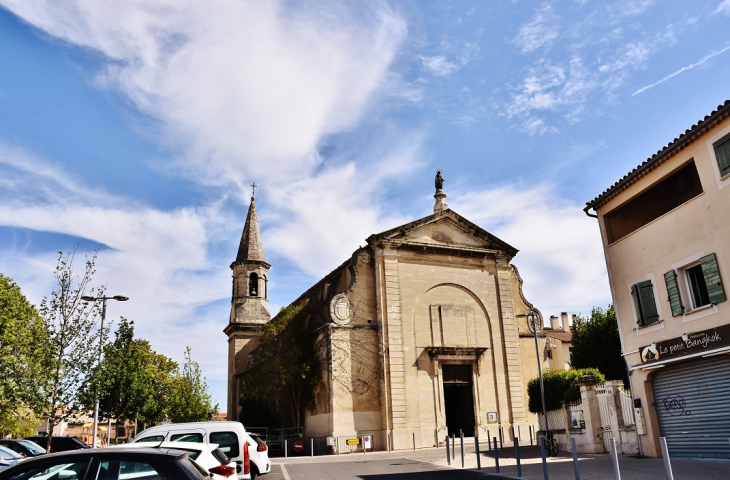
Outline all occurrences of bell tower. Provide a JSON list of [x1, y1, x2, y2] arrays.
[[224, 186, 271, 420]]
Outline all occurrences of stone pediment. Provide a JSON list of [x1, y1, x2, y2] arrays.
[[366, 209, 517, 256]]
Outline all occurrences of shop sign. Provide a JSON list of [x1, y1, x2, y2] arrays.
[[640, 323, 730, 364]]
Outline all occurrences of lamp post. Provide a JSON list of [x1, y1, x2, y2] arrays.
[[81, 295, 129, 448], [517, 310, 550, 441]]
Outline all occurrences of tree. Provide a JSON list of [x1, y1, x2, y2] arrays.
[[527, 368, 605, 413], [36, 250, 106, 452], [166, 347, 218, 423], [0, 274, 47, 437], [240, 305, 321, 428], [570, 305, 629, 384]]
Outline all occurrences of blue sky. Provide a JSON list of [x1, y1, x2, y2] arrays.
[[1, 0, 729, 410]]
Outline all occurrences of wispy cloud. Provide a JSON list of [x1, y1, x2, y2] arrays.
[[632, 44, 730, 96], [418, 36, 478, 76], [714, 0, 730, 14], [511, 5, 559, 53]]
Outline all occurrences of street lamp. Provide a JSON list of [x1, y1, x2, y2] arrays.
[[81, 295, 129, 448], [517, 310, 550, 448]]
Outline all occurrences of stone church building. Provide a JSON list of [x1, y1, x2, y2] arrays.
[[226, 179, 546, 449]]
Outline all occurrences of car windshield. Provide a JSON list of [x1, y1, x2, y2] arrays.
[[176, 457, 209, 480], [17, 441, 46, 456], [0, 446, 23, 460]]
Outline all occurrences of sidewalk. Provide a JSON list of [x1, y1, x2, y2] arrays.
[[428, 443, 730, 479]]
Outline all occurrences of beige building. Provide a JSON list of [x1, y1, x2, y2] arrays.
[[226, 180, 548, 449], [584, 100, 730, 459], [543, 313, 573, 371]]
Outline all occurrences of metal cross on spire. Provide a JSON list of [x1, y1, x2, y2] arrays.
[[251, 182, 257, 199]]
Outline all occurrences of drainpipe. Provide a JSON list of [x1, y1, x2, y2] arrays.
[[583, 206, 598, 218]]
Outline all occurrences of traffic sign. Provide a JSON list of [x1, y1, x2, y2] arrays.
[[293, 440, 304, 453]]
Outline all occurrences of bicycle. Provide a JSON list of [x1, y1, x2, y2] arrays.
[[545, 431, 559, 457]]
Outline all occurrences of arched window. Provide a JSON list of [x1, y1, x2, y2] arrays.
[[249, 272, 259, 296], [263, 275, 268, 299]]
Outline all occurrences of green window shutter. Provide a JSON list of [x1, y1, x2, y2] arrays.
[[663, 270, 684, 316], [631, 284, 643, 325], [714, 133, 730, 177], [701, 253, 726, 304], [636, 280, 659, 326]]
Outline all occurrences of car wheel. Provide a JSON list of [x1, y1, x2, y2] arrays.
[[250, 466, 258, 480]]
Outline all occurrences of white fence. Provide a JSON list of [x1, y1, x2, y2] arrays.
[[619, 386, 635, 426]]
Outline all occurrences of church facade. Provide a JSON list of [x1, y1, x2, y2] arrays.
[[225, 182, 547, 449]]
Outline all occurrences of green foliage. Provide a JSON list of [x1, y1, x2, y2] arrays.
[[166, 347, 218, 423], [0, 274, 47, 437], [571, 305, 628, 384], [36, 250, 107, 452], [241, 305, 321, 428], [80, 318, 179, 424], [527, 368, 605, 413]]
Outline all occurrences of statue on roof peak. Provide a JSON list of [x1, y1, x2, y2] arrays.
[[435, 170, 444, 192]]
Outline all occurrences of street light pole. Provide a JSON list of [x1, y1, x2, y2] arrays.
[[529, 311, 550, 437], [81, 295, 128, 448]]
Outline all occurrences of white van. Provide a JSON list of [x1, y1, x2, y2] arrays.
[[131, 421, 270, 480]]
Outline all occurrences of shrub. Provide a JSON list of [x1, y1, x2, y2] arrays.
[[527, 368, 605, 413]]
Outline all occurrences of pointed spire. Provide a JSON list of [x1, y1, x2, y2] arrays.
[[236, 196, 266, 263]]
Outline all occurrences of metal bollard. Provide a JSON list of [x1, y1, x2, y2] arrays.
[[284, 439, 288, 459], [413, 432, 416, 450], [660, 437, 674, 480], [539, 437, 549, 480], [487, 429, 491, 451], [610, 438, 621, 480], [571, 438, 581, 480], [475, 435, 481, 470], [499, 427, 504, 450], [387, 432, 391, 452], [446, 436, 451, 465], [515, 436, 522, 478], [311, 438, 314, 457], [460, 433, 464, 468], [452, 434, 455, 459], [493, 437, 500, 474], [530, 426, 534, 446], [518, 425, 521, 443]]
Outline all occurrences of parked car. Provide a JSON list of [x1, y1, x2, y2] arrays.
[[131, 421, 266, 479], [109, 442, 235, 479], [0, 440, 46, 458], [24, 436, 90, 453], [0, 446, 24, 472], [244, 434, 270, 480], [0, 447, 210, 480]]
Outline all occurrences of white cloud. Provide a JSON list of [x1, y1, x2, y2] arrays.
[[0, 145, 231, 393], [512, 5, 559, 53], [452, 184, 611, 316], [420, 55, 460, 76], [418, 36, 478, 77], [715, 0, 730, 14], [0, 0, 407, 188]]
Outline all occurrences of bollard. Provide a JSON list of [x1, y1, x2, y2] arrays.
[[310, 438, 314, 457], [518, 425, 521, 443], [571, 438, 581, 480], [284, 439, 288, 459], [475, 435, 481, 470], [493, 437, 500, 474], [499, 427, 504, 450], [515, 436, 522, 478], [539, 437, 549, 480], [487, 429, 491, 451], [413, 432, 416, 450], [610, 438, 621, 480], [446, 436, 451, 466], [530, 426, 534, 446], [452, 434, 455, 459], [387, 432, 391, 452], [460, 433, 464, 468], [660, 437, 674, 480]]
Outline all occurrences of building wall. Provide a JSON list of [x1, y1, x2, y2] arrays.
[[595, 114, 730, 457]]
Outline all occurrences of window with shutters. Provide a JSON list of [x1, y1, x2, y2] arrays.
[[713, 132, 730, 178], [631, 279, 660, 327], [665, 253, 726, 316]]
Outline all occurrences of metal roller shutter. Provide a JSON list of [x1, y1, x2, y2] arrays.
[[652, 355, 730, 459]]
